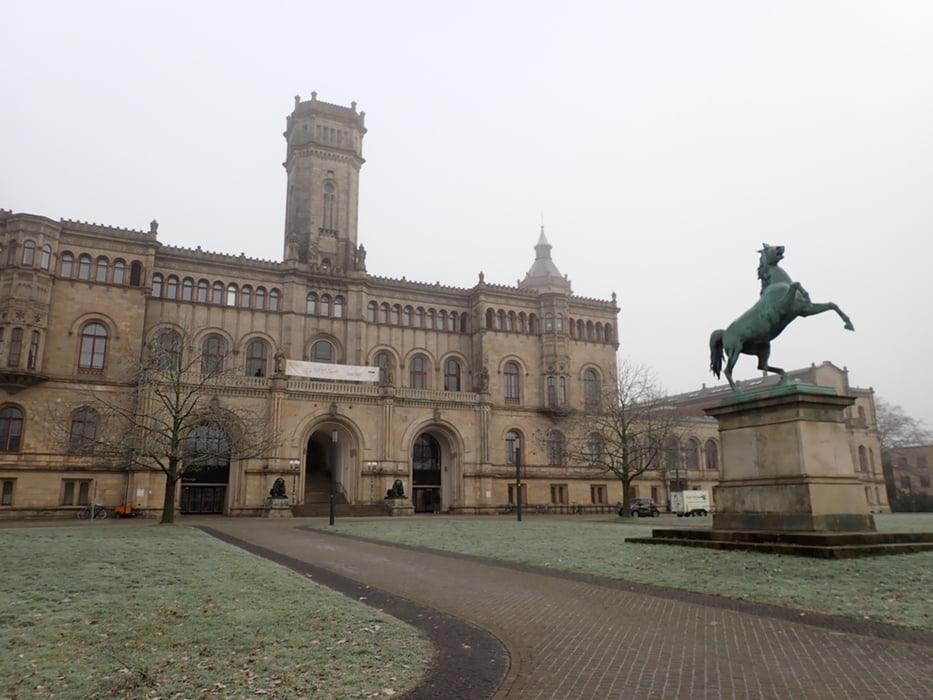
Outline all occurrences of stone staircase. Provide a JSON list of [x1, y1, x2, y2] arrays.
[[292, 471, 390, 517]]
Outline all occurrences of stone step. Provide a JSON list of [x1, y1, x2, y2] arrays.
[[292, 503, 391, 518]]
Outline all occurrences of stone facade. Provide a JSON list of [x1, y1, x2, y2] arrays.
[[883, 444, 933, 502], [0, 94, 622, 519]]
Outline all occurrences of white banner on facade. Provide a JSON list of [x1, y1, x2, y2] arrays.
[[285, 360, 379, 382]]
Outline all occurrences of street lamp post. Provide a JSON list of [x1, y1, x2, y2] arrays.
[[330, 429, 338, 526], [515, 447, 522, 522], [289, 459, 300, 506]]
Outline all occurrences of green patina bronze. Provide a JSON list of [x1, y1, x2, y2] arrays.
[[709, 244, 854, 391]]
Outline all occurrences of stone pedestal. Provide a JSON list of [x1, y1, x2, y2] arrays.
[[385, 497, 414, 516], [263, 497, 293, 518], [706, 384, 875, 532]]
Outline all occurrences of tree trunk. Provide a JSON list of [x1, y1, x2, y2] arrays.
[[160, 474, 179, 524], [618, 477, 634, 519]]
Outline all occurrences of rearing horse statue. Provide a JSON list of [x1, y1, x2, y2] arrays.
[[710, 244, 854, 391]]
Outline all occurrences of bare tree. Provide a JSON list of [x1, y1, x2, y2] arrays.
[[559, 358, 682, 518], [875, 397, 933, 450], [62, 328, 277, 524]]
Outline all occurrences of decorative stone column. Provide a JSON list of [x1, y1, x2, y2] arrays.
[[706, 384, 875, 532]]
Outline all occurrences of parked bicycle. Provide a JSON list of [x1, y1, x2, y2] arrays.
[[76, 504, 109, 520]]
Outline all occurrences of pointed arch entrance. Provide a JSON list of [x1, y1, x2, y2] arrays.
[[303, 424, 354, 507], [412, 433, 441, 512]]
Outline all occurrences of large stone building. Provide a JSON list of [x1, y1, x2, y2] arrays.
[[883, 445, 933, 506], [0, 94, 623, 518]]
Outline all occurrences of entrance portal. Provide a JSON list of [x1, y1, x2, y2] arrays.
[[412, 434, 441, 513]]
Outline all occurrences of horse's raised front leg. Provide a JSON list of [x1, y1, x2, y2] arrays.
[[798, 300, 855, 331]]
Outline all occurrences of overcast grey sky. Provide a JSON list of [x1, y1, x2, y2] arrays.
[[3, 1, 932, 427]]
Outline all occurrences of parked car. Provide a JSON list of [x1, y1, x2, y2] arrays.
[[622, 498, 660, 517]]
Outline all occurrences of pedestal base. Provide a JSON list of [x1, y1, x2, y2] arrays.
[[385, 497, 414, 516], [706, 384, 875, 533], [263, 497, 293, 518]]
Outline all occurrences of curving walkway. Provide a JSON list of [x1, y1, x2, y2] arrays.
[[194, 518, 933, 700]]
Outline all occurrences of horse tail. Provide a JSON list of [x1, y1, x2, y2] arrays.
[[709, 329, 725, 378]]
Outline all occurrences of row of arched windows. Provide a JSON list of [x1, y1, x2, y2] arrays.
[[306, 293, 345, 318], [484, 308, 615, 343], [1, 241, 145, 287], [367, 302, 469, 332], [152, 275, 282, 311]]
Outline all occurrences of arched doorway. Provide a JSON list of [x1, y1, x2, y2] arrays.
[[303, 426, 352, 507], [412, 433, 441, 513]]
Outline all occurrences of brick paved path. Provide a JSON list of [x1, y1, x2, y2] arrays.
[[197, 518, 933, 700]]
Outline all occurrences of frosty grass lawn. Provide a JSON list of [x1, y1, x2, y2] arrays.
[[0, 525, 429, 700], [322, 512, 933, 631]]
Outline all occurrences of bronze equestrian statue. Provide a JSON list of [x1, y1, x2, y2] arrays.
[[710, 244, 854, 391]]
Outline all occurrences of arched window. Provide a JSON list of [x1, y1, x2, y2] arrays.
[[503, 361, 520, 401], [569, 319, 577, 339], [379, 303, 389, 324], [583, 369, 600, 407], [0, 406, 24, 452], [21, 240, 36, 267], [200, 335, 227, 374], [374, 351, 393, 386], [79, 323, 108, 370], [184, 423, 230, 478], [181, 277, 194, 301], [333, 296, 344, 318], [496, 310, 504, 330], [409, 355, 428, 389], [40, 244, 52, 270], [165, 275, 179, 299], [858, 445, 868, 472], [129, 261, 142, 286], [7, 328, 23, 367], [546, 430, 564, 466], [197, 280, 209, 303], [69, 407, 98, 453], [390, 304, 400, 325], [226, 283, 237, 306], [528, 314, 538, 334], [704, 439, 719, 471], [545, 313, 554, 332], [95, 257, 109, 282], [154, 330, 181, 370], [664, 437, 681, 472], [485, 308, 495, 329], [240, 285, 251, 308], [402, 306, 412, 326], [245, 339, 268, 377], [211, 282, 224, 305], [306, 293, 317, 314], [438, 310, 448, 330], [367, 301, 377, 322], [517, 313, 526, 333], [152, 274, 164, 298], [505, 311, 514, 332], [311, 340, 336, 363], [77, 254, 91, 280], [605, 324, 614, 343], [556, 313, 564, 332], [685, 438, 701, 471], [27, 331, 40, 370], [426, 309, 435, 330], [269, 289, 280, 311], [505, 430, 521, 464], [112, 259, 125, 284], [255, 287, 266, 309], [444, 358, 461, 392], [322, 182, 336, 231], [320, 295, 331, 317], [584, 433, 603, 465], [414, 308, 424, 328]]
